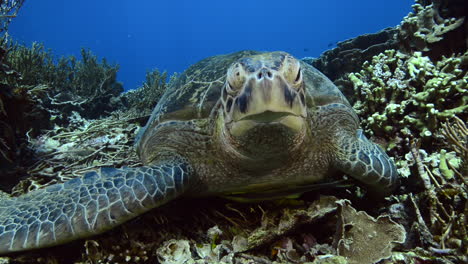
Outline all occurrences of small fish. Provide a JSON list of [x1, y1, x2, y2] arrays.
[[327, 42, 337, 48]]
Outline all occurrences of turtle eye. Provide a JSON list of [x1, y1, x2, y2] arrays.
[[282, 56, 302, 85], [226, 63, 245, 92]]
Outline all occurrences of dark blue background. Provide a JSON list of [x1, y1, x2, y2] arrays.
[[9, 0, 413, 90]]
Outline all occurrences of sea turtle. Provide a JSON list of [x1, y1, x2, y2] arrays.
[[0, 51, 398, 254]]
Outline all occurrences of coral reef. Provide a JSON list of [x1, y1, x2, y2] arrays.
[[0, 42, 46, 191], [0, 0, 466, 263], [305, 28, 399, 100], [304, 0, 466, 103], [334, 200, 406, 264], [9, 112, 142, 195], [399, 0, 467, 59], [0, 39, 128, 191], [4, 41, 124, 124], [344, 1, 467, 262], [306, 1, 467, 262], [0, 195, 408, 264], [349, 49, 467, 205], [0, 0, 24, 33], [121, 68, 170, 116], [350, 49, 467, 142]]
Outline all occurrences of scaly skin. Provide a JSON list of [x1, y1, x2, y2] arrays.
[[335, 129, 399, 195], [0, 162, 192, 253]]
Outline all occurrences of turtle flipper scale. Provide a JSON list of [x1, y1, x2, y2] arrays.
[[335, 129, 398, 195], [0, 161, 192, 254]]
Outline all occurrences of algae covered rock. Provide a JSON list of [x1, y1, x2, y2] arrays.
[[306, 28, 399, 100]]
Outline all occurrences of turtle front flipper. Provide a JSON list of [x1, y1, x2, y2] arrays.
[[0, 161, 193, 254], [335, 129, 399, 195]]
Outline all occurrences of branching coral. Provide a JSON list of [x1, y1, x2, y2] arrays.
[[399, 1, 465, 52], [349, 43, 467, 262], [0, 0, 24, 33], [398, 0, 468, 59], [441, 116, 467, 159], [121, 68, 169, 116], [440, 116, 467, 183], [351, 49, 467, 143], [4, 41, 124, 123], [306, 28, 400, 100], [388, 188, 467, 261]]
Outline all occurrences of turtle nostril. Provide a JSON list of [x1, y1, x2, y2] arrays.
[[257, 69, 273, 80]]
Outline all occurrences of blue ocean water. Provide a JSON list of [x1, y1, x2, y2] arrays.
[[9, 0, 413, 91]]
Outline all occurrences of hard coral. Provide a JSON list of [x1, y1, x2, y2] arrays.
[[306, 28, 399, 101], [398, 0, 466, 59], [4, 41, 124, 125], [350, 49, 467, 143], [0, 0, 24, 33], [121, 68, 170, 117]]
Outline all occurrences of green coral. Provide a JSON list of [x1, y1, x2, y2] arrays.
[[398, 0, 466, 56], [350, 49, 467, 141], [396, 148, 462, 182]]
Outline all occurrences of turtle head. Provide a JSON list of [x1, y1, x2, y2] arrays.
[[219, 52, 308, 161]]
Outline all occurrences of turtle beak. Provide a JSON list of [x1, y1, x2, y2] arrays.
[[226, 69, 306, 137], [227, 76, 306, 137], [229, 113, 305, 137], [240, 110, 294, 123], [230, 74, 306, 122]]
